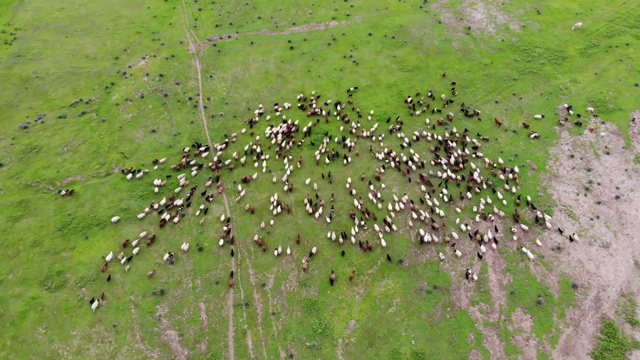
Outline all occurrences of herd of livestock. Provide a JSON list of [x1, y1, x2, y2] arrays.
[[87, 83, 589, 312]]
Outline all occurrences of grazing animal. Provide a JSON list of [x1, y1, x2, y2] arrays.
[[91, 299, 100, 312], [111, 216, 120, 224], [386, 254, 392, 262], [329, 270, 336, 286], [106, 274, 111, 282], [572, 22, 583, 30], [147, 269, 155, 278], [163, 252, 174, 263], [477, 252, 483, 260], [101, 262, 108, 272], [229, 278, 234, 288]]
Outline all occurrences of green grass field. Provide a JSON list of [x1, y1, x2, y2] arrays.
[[1, 0, 640, 359]]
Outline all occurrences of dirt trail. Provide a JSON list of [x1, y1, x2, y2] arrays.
[[181, 1, 235, 357], [157, 304, 188, 360], [243, 247, 269, 358], [544, 119, 640, 358]]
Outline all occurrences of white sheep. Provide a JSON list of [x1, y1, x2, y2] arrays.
[[526, 249, 535, 260], [132, 247, 140, 256], [572, 22, 583, 30], [111, 216, 121, 224], [91, 299, 100, 312], [105, 251, 114, 262]]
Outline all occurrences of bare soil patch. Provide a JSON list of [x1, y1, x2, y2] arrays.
[[250, 20, 348, 36], [543, 119, 640, 358], [345, 319, 357, 334], [449, 274, 507, 359], [509, 308, 537, 359], [199, 301, 209, 332], [58, 174, 84, 186], [156, 304, 188, 360], [557, 104, 569, 117], [431, 0, 522, 37], [200, 337, 209, 356], [245, 255, 269, 358]]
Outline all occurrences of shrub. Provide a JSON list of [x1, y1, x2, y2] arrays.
[[312, 319, 333, 336], [591, 321, 640, 359]]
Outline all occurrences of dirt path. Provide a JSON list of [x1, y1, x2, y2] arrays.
[[181, 1, 235, 358], [544, 119, 640, 358], [242, 246, 269, 358], [157, 304, 189, 360]]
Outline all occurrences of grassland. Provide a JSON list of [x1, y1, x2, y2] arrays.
[[1, 0, 640, 359]]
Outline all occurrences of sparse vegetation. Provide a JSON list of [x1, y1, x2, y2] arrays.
[[617, 292, 639, 327], [591, 321, 640, 360]]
